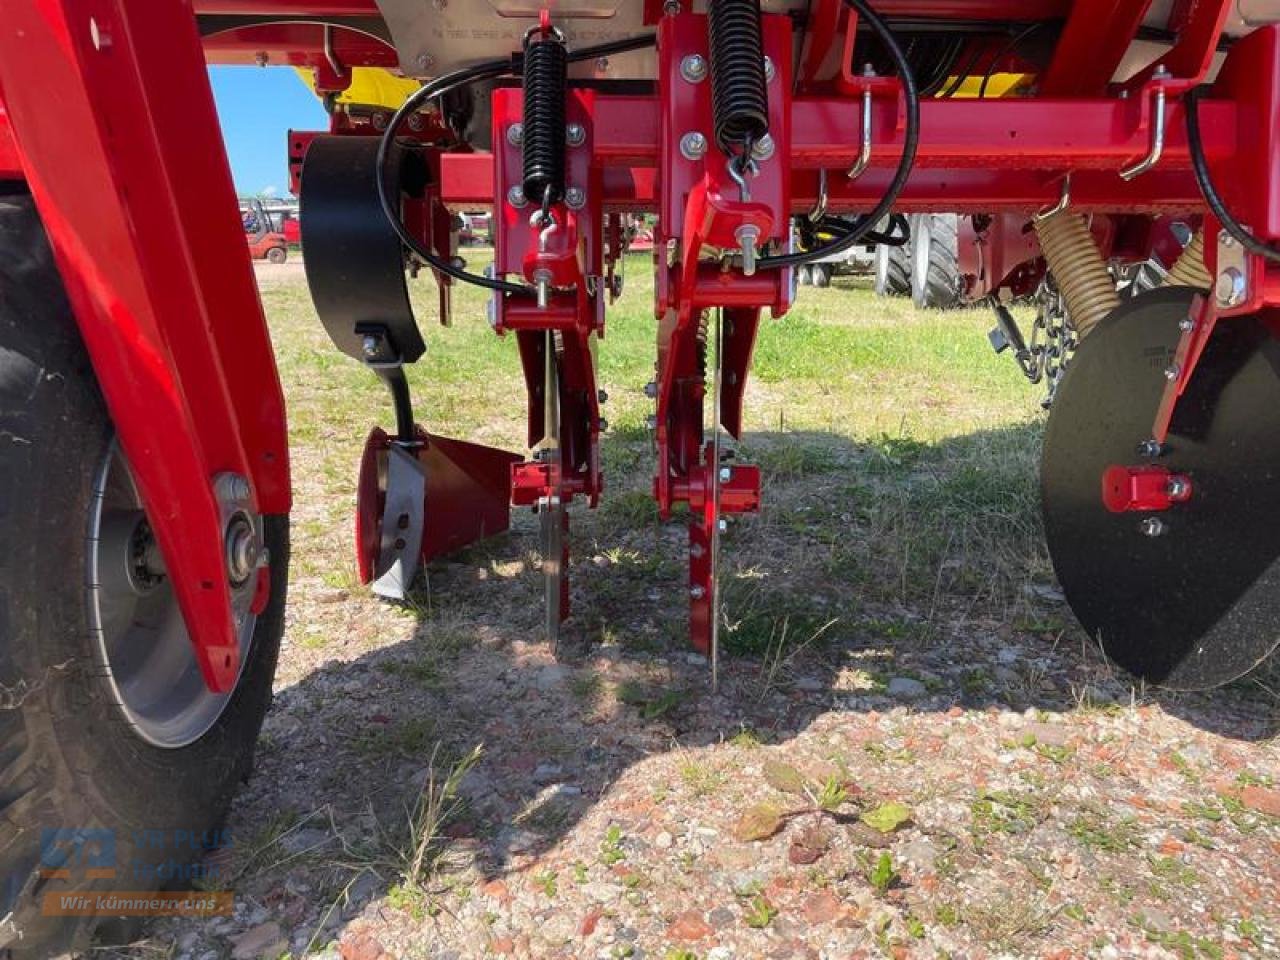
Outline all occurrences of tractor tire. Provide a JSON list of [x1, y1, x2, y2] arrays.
[[796, 264, 812, 286], [910, 213, 963, 310], [266, 245, 287, 265], [0, 192, 289, 957], [873, 241, 911, 297], [811, 263, 832, 287]]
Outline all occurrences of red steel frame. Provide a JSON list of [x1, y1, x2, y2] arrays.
[[2, 0, 1278, 673]]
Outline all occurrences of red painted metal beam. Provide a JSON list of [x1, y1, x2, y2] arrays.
[[0, 0, 290, 692], [1040, 0, 1154, 96]]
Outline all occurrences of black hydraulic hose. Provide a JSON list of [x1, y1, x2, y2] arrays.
[[375, 34, 657, 295], [758, 0, 919, 271], [1185, 86, 1280, 264]]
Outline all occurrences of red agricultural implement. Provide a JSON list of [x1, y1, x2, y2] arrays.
[[2, 0, 1279, 951]]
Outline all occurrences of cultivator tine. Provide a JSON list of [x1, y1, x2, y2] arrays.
[[709, 310, 724, 690], [539, 330, 569, 649]]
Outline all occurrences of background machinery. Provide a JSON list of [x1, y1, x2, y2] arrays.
[[2, 1, 1280, 953]]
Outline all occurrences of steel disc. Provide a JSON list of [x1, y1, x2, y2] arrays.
[[1042, 287, 1280, 690]]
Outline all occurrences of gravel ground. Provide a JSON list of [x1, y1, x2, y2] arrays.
[[117, 262, 1279, 960]]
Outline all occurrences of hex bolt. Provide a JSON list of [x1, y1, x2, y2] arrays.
[[681, 54, 708, 83], [752, 134, 775, 161], [597, 389, 609, 403], [1138, 438, 1165, 458], [1139, 516, 1167, 537], [565, 187, 586, 209], [595, 56, 610, 73], [719, 466, 732, 483], [598, 418, 609, 432], [1166, 477, 1190, 499], [361, 334, 380, 359], [1163, 362, 1181, 381], [680, 131, 708, 161], [416, 53, 435, 72], [506, 123, 525, 148], [566, 123, 586, 147], [407, 113, 425, 132], [371, 112, 389, 131], [764, 56, 776, 82], [644, 381, 658, 399], [508, 185, 527, 208], [1216, 267, 1246, 308], [254, 51, 269, 68], [1179, 316, 1196, 332], [690, 585, 706, 599], [1221, 234, 1237, 248], [718, 518, 728, 532]]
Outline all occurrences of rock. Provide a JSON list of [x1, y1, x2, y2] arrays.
[[667, 910, 714, 941], [996, 647, 1020, 665], [802, 891, 843, 925], [898, 839, 938, 870], [230, 922, 287, 960], [278, 827, 332, 856], [708, 906, 736, 928], [887, 677, 927, 700], [338, 932, 386, 960], [1240, 785, 1280, 818], [794, 676, 824, 693], [1018, 721, 1070, 749], [534, 665, 571, 691], [654, 831, 673, 849], [480, 879, 512, 903], [533, 762, 563, 782]]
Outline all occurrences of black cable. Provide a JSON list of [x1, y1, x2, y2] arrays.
[[375, 33, 658, 296], [938, 43, 984, 98], [919, 38, 964, 98], [1185, 86, 1280, 264], [977, 22, 1041, 99], [757, 0, 919, 270]]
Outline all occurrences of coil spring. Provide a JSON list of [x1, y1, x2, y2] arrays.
[[522, 35, 568, 208], [707, 0, 769, 159], [1033, 212, 1120, 339], [1163, 229, 1213, 290]]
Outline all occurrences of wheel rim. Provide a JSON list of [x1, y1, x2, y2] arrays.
[[86, 440, 254, 747]]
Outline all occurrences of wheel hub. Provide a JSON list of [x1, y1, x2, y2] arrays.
[[88, 443, 259, 747]]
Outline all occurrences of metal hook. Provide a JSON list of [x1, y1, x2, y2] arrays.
[[1120, 69, 1168, 181], [846, 66, 875, 180], [1033, 174, 1072, 223], [726, 157, 752, 203], [809, 168, 829, 222]]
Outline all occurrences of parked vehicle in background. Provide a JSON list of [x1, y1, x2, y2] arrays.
[[241, 198, 289, 263], [459, 211, 492, 245]]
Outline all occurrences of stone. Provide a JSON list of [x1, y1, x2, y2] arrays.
[[887, 677, 927, 700], [230, 922, 287, 960], [1240, 785, 1280, 818], [667, 910, 714, 941], [336, 932, 382, 960], [802, 891, 843, 925]]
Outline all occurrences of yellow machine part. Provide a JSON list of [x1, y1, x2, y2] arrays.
[[939, 73, 1030, 98], [295, 66, 421, 109]]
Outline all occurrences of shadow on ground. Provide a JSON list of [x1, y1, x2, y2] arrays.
[[131, 424, 1279, 957]]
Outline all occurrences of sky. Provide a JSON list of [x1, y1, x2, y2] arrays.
[[208, 66, 328, 198]]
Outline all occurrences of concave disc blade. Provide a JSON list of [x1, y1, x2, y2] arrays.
[[1042, 287, 1280, 690]]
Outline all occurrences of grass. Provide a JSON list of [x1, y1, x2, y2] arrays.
[[264, 254, 1046, 664]]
